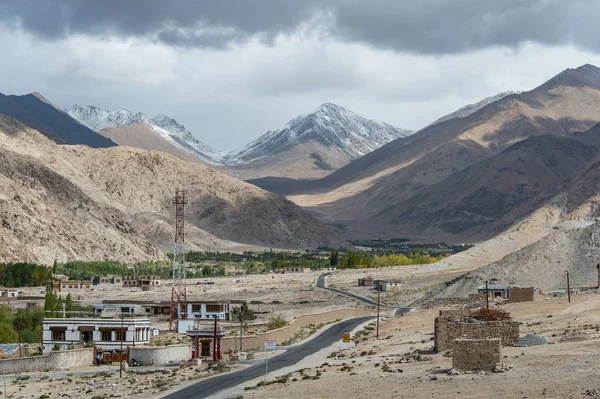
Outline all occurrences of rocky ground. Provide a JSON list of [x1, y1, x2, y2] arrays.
[[222, 292, 600, 399], [1, 360, 249, 398]]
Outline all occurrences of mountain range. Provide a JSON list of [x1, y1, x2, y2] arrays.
[[4, 63, 600, 265], [256, 64, 600, 244], [66, 103, 411, 179], [0, 115, 349, 264]]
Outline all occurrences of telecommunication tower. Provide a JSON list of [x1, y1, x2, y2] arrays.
[[169, 189, 188, 331]]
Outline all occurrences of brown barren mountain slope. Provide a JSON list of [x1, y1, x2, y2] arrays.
[[276, 64, 600, 242], [97, 123, 201, 164], [357, 130, 600, 243], [0, 116, 348, 264]]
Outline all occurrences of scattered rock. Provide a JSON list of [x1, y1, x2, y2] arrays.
[[516, 334, 548, 347]]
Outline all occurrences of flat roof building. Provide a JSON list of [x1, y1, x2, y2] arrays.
[[42, 315, 151, 353]]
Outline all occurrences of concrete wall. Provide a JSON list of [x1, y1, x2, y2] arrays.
[[452, 338, 500, 371], [508, 287, 534, 303], [434, 317, 519, 352], [221, 308, 370, 352], [128, 344, 192, 366], [0, 348, 93, 375]]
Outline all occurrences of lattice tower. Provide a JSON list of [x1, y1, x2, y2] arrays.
[[170, 189, 188, 331]]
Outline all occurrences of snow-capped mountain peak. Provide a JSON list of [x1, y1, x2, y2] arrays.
[[67, 102, 411, 170], [66, 105, 223, 164], [225, 103, 412, 164]]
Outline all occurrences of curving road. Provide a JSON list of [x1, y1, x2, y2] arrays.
[[164, 316, 374, 399], [316, 272, 412, 316]]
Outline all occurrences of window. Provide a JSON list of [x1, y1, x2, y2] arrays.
[[52, 330, 65, 341], [191, 304, 201, 313], [101, 330, 112, 341], [206, 304, 222, 313], [115, 330, 125, 341]]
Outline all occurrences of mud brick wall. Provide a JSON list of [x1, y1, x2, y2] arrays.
[[452, 338, 500, 371], [508, 287, 534, 303], [434, 318, 519, 352]]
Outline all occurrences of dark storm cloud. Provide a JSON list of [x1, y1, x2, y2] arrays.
[[0, 0, 598, 53]]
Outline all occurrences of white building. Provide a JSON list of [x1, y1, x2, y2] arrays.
[[179, 301, 231, 321], [42, 316, 151, 353], [0, 286, 19, 298], [176, 302, 232, 334], [92, 304, 146, 316]]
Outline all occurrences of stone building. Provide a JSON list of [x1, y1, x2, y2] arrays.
[[123, 275, 161, 287], [433, 312, 519, 352]]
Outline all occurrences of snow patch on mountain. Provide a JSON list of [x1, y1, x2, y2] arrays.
[[225, 103, 412, 164], [66, 105, 224, 164]]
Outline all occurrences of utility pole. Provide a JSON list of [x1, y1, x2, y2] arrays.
[[565, 271, 571, 303], [213, 315, 218, 362], [120, 312, 124, 378], [596, 263, 600, 289], [485, 280, 489, 309], [239, 305, 244, 352], [17, 327, 22, 357], [376, 282, 381, 339]]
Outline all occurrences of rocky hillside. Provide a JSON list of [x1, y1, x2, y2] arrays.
[[0, 116, 349, 264], [418, 220, 600, 302]]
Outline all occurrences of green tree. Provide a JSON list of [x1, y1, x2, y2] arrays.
[[0, 305, 17, 343], [330, 251, 339, 267], [44, 290, 64, 318], [65, 293, 73, 318]]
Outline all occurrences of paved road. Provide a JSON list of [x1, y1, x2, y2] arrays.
[[316, 273, 412, 316], [164, 316, 374, 399]]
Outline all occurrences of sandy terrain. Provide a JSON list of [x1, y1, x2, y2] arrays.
[[232, 293, 600, 399]]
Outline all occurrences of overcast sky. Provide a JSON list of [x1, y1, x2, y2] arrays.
[[2, 0, 600, 151]]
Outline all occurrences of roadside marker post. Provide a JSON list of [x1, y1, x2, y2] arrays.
[[264, 340, 276, 382]]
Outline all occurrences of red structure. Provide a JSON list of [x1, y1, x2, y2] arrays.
[[186, 318, 226, 362]]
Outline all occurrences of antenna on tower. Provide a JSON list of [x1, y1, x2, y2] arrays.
[[170, 189, 188, 332]]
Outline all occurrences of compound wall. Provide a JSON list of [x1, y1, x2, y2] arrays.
[[128, 344, 192, 366], [0, 348, 93, 375]]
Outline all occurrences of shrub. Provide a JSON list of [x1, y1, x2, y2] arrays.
[[267, 316, 287, 331]]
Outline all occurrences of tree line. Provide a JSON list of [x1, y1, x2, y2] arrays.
[[330, 251, 448, 269], [0, 263, 53, 287]]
